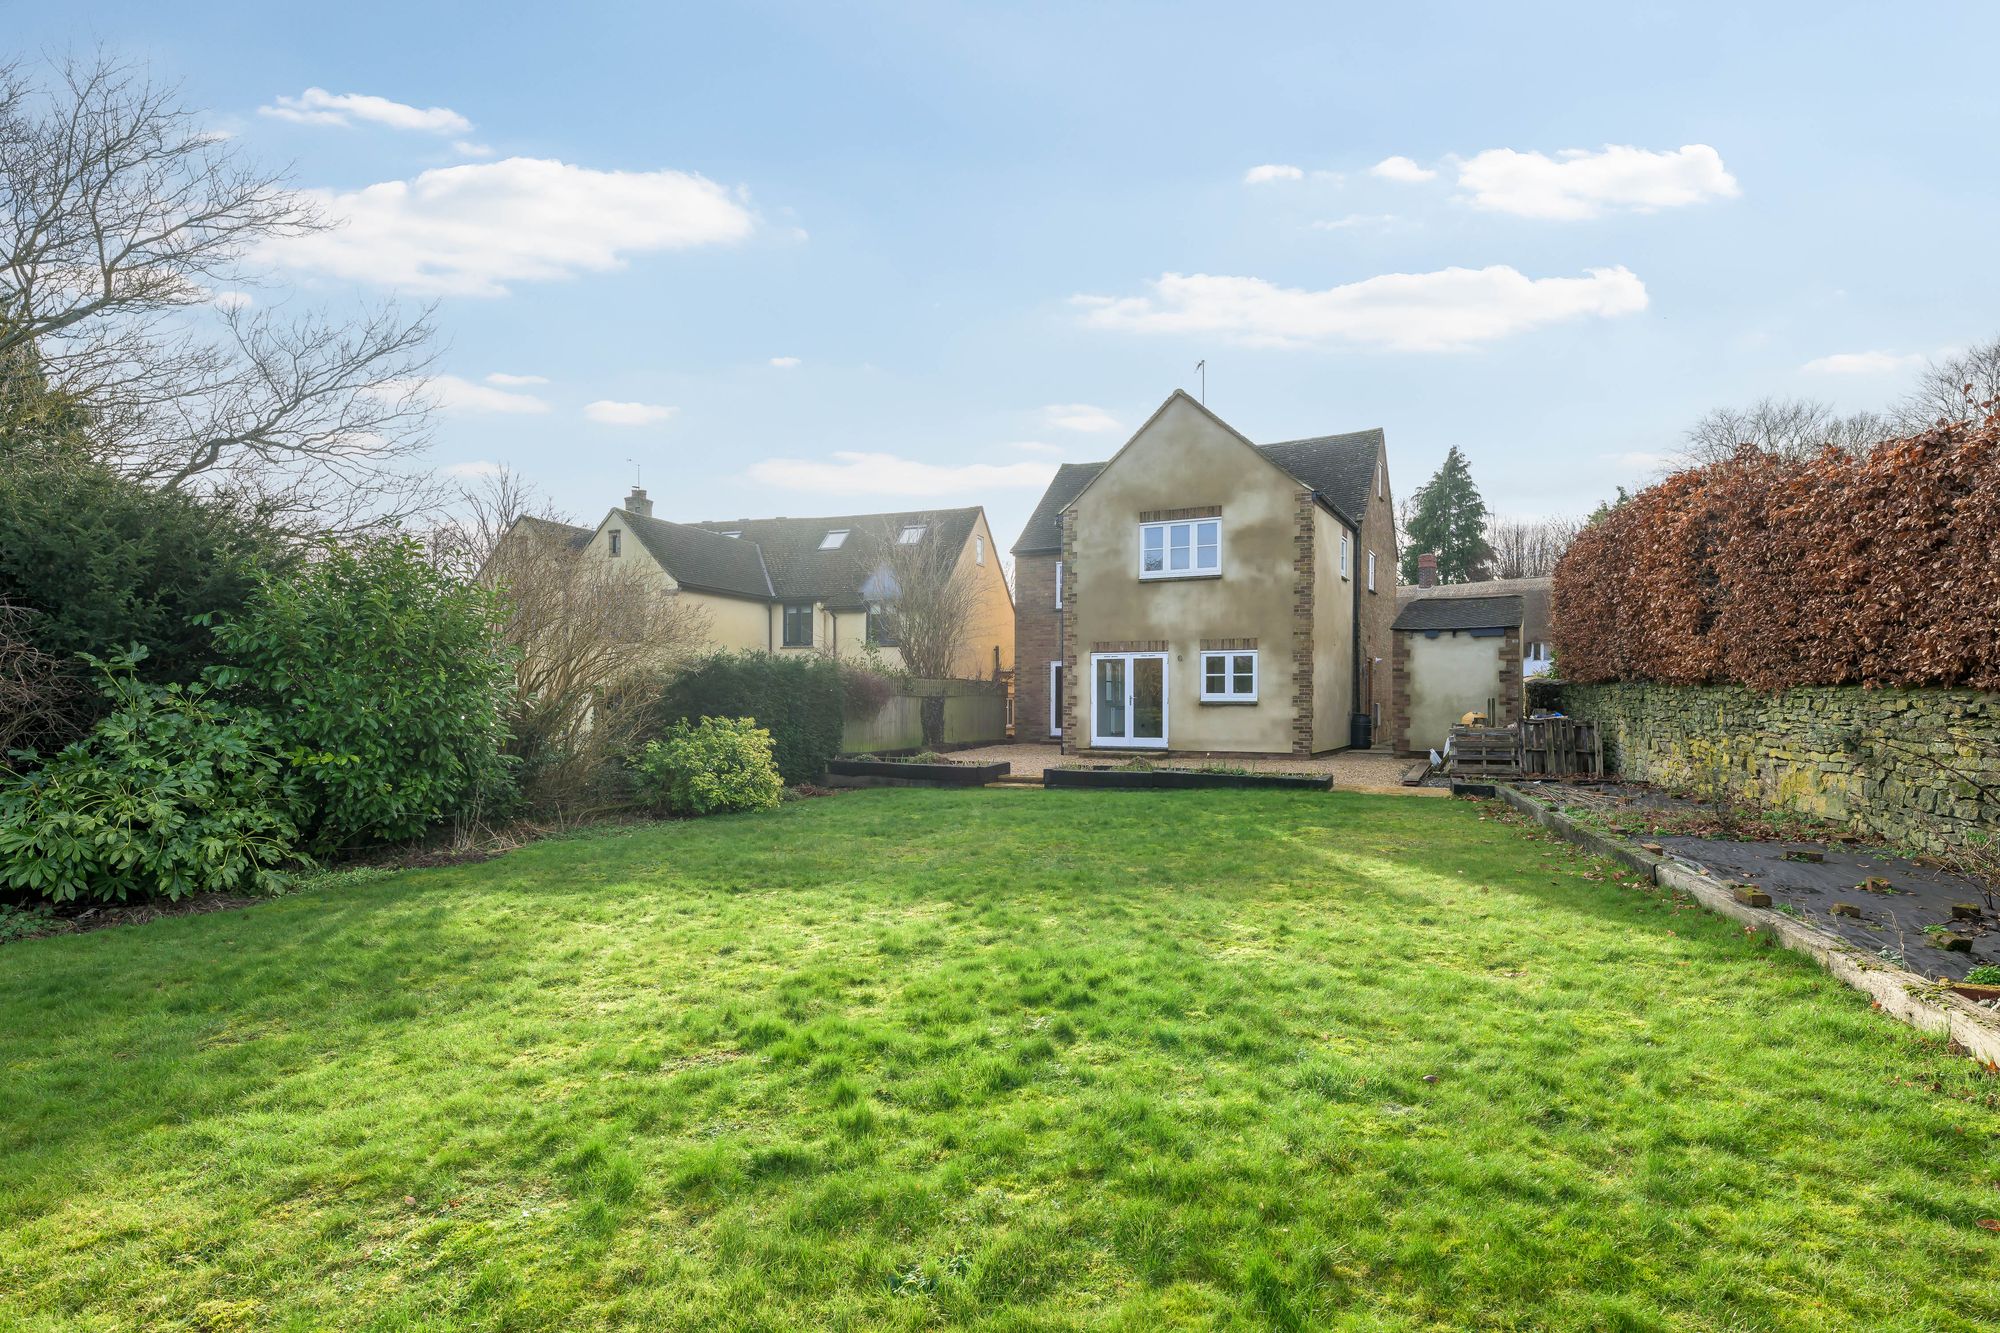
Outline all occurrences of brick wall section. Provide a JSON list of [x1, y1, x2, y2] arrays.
[[1556, 682, 2000, 854], [1290, 489, 1315, 756], [1498, 627, 1523, 725], [1390, 630, 1412, 753], [1357, 450, 1399, 732], [1059, 513, 1079, 748], [1012, 554, 1061, 741]]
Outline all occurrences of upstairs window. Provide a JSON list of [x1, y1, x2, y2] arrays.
[[897, 524, 926, 544], [1139, 518, 1220, 579], [818, 529, 849, 550], [1199, 650, 1258, 702], [783, 603, 814, 647], [974, 534, 985, 564], [608, 530, 622, 557], [1339, 531, 1350, 579], [1367, 551, 1377, 592], [1054, 560, 1064, 608], [866, 608, 900, 647]]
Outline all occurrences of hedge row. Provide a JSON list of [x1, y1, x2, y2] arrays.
[[1554, 410, 2000, 691]]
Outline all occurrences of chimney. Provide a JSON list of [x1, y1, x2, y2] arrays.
[[623, 486, 653, 518], [1418, 552, 1438, 588]]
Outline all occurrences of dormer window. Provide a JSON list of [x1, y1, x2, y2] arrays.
[[1139, 518, 1220, 580], [818, 529, 849, 550], [897, 524, 926, 544], [608, 530, 622, 557]]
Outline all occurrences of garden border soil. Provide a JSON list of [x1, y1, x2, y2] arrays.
[[1495, 782, 2000, 1066], [825, 759, 1010, 788]]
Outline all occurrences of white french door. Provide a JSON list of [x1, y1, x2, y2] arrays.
[[1090, 652, 1167, 749]]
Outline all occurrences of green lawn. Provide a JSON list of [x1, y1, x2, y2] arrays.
[[3, 791, 1996, 1331]]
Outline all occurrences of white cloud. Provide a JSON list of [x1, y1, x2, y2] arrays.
[[1311, 213, 1402, 230], [211, 290, 254, 311], [452, 140, 495, 159], [1041, 403, 1122, 433], [484, 371, 548, 386], [442, 460, 505, 478], [584, 399, 677, 426], [1802, 349, 1926, 376], [260, 88, 472, 135], [1455, 144, 1739, 220], [1370, 155, 1438, 183], [1074, 265, 1648, 352], [749, 451, 1058, 498], [1243, 163, 1304, 184], [769, 356, 801, 369], [270, 157, 755, 296], [411, 374, 550, 414]]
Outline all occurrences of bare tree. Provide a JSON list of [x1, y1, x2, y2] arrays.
[[1484, 515, 1583, 580], [1680, 396, 1890, 464], [0, 600, 88, 756], [476, 479, 711, 818], [430, 465, 566, 579], [861, 518, 983, 747], [0, 52, 439, 533], [1893, 335, 2000, 432]]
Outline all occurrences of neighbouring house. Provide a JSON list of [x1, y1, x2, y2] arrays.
[[494, 491, 1015, 679], [1395, 560, 1554, 677], [1011, 390, 1397, 756], [1388, 591, 1526, 755]]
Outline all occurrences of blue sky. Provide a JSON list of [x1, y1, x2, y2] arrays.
[[26, 2, 2000, 554]]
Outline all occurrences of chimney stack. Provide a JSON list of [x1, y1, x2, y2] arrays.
[[624, 486, 653, 518], [1418, 552, 1438, 588]]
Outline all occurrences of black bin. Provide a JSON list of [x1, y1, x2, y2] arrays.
[[1350, 712, 1373, 750]]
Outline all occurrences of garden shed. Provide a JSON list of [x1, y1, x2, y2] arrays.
[[1389, 594, 1525, 755]]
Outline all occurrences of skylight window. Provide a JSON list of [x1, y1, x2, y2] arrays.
[[897, 524, 927, 544], [722, 530, 742, 539], [818, 529, 849, 550]]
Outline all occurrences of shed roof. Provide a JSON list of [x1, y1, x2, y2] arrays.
[[1392, 594, 1525, 632]]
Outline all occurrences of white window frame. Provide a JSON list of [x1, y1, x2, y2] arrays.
[[1198, 650, 1259, 703], [1339, 531, 1350, 579], [818, 529, 850, 550], [1089, 651, 1169, 749], [1054, 560, 1064, 608], [1137, 517, 1221, 580], [896, 524, 926, 545], [608, 529, 622, 557], [974, 534, 985, 564], [1367, 550, 1377, 592], [1048, 659, 1063, 737]]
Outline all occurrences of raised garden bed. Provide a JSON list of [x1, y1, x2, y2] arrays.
[[1045, 766, 1332, 792], [825, 757, 1009, 787]]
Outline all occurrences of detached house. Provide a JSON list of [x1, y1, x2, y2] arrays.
[[1012, 391, 1397, 756], [499, 490, 1015, 679]]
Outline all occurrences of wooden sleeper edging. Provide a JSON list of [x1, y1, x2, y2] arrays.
[[1494, 783, 2000, 1067]]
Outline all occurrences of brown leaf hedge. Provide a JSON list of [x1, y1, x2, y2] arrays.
[[1554, 409, 2000, 690]]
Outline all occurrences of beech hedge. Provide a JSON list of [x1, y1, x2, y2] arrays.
[[1554, 410, 2000, 690]]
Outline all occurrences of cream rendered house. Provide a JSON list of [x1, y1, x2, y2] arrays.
[[1014, 391, 1398, 757], [500, 490, 1015, 680]]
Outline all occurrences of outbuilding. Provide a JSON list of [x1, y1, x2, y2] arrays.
[[1388, 594, 1525, 755]]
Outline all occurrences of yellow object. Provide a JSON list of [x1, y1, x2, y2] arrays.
[[1460, 710, 1489, 726]]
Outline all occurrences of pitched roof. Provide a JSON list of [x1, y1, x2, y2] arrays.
[[684, 507, 981, 607], [614, 509, 774, 600], [508, 514, 594, 552], [1397, 576, 1550, 640], [1256, 429, 1386, 525], [1393, 594, 1525, 633], [1010, 428, 1385, 554], [1010, 462, 1105, 554]]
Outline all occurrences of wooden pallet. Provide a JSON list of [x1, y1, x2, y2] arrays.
[[1448, 725, 1522, 777], [1519, 716, 1602, 777]]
